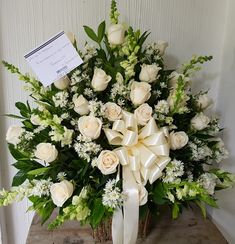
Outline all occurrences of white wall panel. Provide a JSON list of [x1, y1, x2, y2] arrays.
[[0, 0, 229, 243]]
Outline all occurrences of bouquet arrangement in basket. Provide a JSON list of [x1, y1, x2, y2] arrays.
[[1, 1, 234, 243]]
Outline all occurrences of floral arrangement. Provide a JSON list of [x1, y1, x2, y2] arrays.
[[1, 1, 234, 243]]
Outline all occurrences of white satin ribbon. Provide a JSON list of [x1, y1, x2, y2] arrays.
[[104, 111, 171, 244]]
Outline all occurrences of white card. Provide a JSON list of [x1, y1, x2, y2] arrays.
[[24, 31, 83, 87]]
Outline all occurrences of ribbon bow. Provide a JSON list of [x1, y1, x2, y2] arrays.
[[104, 111, 171, 244]]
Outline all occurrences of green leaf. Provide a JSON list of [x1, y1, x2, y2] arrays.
[[195, 200, 207, 218], [27, 167, 51, 176], [172, 202, 180, 219], [8, 144, 29, 160], [199, 194, 218, 208], [90, 198, 105, 228], [15, 102, 30, 118], [153, 182, 167, 205], [22, 120, 34, 130], [4, 114, 26, 119], [97, 21, 106, 43], [13, 160, 42, 171], [12, 171, 27, 186], [29, 196, 55, 224], [83, 25, 99, 43], [15, 102, 28, 112]]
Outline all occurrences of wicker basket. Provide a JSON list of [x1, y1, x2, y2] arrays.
[[92, 210, 153, 243]]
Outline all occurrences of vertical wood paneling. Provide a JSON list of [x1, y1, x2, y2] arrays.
[[0, 1, 228, 243]]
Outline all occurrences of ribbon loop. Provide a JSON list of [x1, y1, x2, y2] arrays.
[[106, 113, 171, 244]]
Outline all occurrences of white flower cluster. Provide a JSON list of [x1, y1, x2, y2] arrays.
[[12, 178, 53, 199], [30, 179, 53, 197], [82, 43, 98, 62], [189, 139, 212, 161], [211, 139, 229, 163], [52, 91, 69, 108], [110, 74, 130, 102], [198, 173, 218, 195], [74, 136, 102, 161], [162, 159, 184, 183], [88, 99, 106, 117], [57, 172, 67, 181], [155, 100, 169, 114], [102, 179, 124, 209]]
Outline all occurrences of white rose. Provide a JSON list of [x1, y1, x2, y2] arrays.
[[170, 131, 189, 150], [91, 68, 112, 91], [30, 115, 41, 125], [197, 94, 213, 110], [134, 103, 152, 126], [107, 24, 125, 45], [105, 102, 122, 121], [138, 184, 148, 206], [156, 40, 168, 56], [6, 125, 24, 145], [54, 76, 70, 90], [50, 180, 74, 207], [35, 143, 58, 163], [78, 116, 102, 139], [97, 150, 119, 175], [130, 81, 151, 106], [191, 113, 210, 131], [139, 64, 161, 83], [73, 94, 89, 115]]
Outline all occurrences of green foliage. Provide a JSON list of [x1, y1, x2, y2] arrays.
[[110, 0, 119, 24], [8, 144, 30, 160], [29, 196, 55, 224], [90, 198, 106, 228], [2, 61, 20, 74], [83, 21, 106, 45], [182, 55, 213, 77]]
